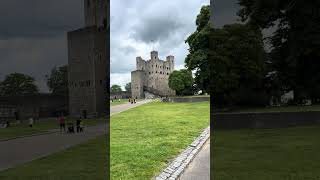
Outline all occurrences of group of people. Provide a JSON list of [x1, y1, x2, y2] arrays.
[[58, 114, 84, 134], [129, 98, 137, 104]]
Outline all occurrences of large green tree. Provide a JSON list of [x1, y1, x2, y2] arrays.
[[110, 84, 122, 93], [168, 69, 194, 95], [238, 0, 320, 103], [125, 82, 131, 92], [45, 65, 68, 96], [0, 73, 39, 96], [210, 23, 268, 106], [185, 5, 210, 93]]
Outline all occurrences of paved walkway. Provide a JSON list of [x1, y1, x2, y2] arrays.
[[0, 124, 106, 171], [110, 99, 152, 116], [0, 99, 151, 172], [180, 140, 210, 180]]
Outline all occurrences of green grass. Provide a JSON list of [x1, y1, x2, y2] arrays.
[[231, 105, 320, 113], [0, 118, 105, 140], [110, 99, 130, 106], [213, 125, 320, 180], [110, 101, 210, 179], [0, 135, 107, 180]]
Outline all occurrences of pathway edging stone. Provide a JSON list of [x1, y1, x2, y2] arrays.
[[154, 126, 210, 180]]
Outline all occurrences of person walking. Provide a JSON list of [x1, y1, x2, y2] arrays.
[[29, 117, 34, 128], [59, 114, 66, 133], [76, 117, 81, 133]]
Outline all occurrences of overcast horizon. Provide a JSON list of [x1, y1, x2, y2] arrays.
[[0, 0, 242, 93], [110, 0, 210, 90]]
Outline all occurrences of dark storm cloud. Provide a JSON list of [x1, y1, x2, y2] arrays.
[[0, 0, 83, 39], [131, 16, 184, 43], [0, 0, 83, 92]]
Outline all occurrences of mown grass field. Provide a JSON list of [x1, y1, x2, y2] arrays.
[[0, 118, 105, 140], [0, 135, 107, 180], [213, 125, 320, 180], [110, 101, 210, 179]]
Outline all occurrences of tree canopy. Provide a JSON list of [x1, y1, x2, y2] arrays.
[[185, 5, 210, 93], [238, 0, 320, 103], [168, 69, 194, 95], [0, 73, 39, 96], [46, 65, 68, 96], [110, 84, 122, 93], [209, 23, 268, 106], [125, 82, 131, 92]]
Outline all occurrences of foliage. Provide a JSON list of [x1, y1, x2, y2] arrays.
[[185, 5, 210, 93], [209, 23, 268, 106], [110, 84, 122, 93], [168, 69, 194, 95], [125, 82, 131, 92], [0, 73, 39, 96], [45, 65, 68, 96], [238, 0, 320, 103]]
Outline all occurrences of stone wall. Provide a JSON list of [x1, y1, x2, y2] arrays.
[[68, 27, 107, 118], [0, 95, 67, 122], [110, 91, 130, 99], [212, 111, 320, 129], [162, 96, 210, 103], [131, 70, 145, 99]]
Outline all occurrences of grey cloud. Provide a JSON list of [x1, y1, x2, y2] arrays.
[[131, 16, 185, 43], [0, 0, 83, 39], [211, 0, 241, 27]]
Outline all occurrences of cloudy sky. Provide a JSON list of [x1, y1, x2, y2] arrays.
[[1, 0, 245, 93], [110, 0, 210, 90]]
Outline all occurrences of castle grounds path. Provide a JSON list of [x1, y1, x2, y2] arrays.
[[110, 99, 152, 116], [0, 99, 151, 172], [180, 140, 210, 180]]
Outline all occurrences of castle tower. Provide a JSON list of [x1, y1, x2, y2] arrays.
[[84, 0, 108, 28], [131, 51, 176, 99], [68, 0, 108, 118]]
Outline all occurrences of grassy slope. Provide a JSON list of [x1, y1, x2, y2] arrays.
[[213, 125, 320, 180], [0, 118, 105, 140], [110, 101, 210, 179], [0, 135, 107, 180]]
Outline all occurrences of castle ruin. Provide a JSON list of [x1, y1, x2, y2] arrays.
[[131, 51, 176, 99], [67, 0, 109, 118]]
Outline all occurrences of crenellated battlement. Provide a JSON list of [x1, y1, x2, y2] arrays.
[[131, 51, 176, 98]]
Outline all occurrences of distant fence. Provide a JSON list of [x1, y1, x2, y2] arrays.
[[162, 96, 210, 103], [212, 111, 320, 129]]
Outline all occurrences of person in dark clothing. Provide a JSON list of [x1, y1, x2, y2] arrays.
[[59, 114, 66, 133], [76, 117, 82, 133]]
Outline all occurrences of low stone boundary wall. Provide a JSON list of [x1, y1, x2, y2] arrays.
[[212, 111, 320, 129], [162, 97, 210, 103], [154, 127, 210, 180]]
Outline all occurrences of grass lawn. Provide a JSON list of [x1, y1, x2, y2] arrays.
[[230, 104, 320, 113], [213, 125, 320, 180], [110, 99, 130, 106], [0, 135, 107, 180], [111, 101, 210, 179], [0, 118, 105, 140], [110, 99, 144, 106]]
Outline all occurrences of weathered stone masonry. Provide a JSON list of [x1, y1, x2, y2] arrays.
[[68, 0, 108, 118], [131, 51, 176, 99]]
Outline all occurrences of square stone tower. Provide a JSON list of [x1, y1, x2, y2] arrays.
[[131, 51, 176, 99], [67, 0, 109, 118]]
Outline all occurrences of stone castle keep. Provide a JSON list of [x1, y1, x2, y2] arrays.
[[68, 0, 108, 118], [131, 51, 176, 99]]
